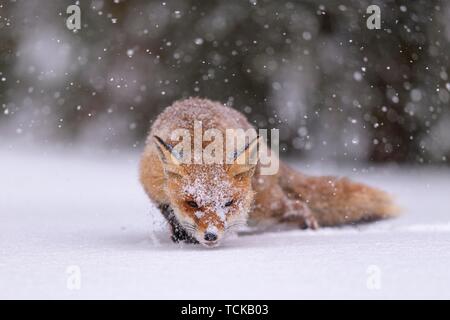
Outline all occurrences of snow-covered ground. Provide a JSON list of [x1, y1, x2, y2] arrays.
[[1, 147, 450, 299]]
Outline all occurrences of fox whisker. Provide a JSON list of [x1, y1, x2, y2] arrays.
[[225, 221, 247, 233], [227, 219, 247, 227], [183, 223, 196, 230], [180, 222, 197, 234], [226, 221, 246, 228]]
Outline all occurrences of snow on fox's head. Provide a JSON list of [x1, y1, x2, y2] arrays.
[[154, 135, 259, 247]]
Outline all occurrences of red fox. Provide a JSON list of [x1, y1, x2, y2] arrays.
[[140, 98, 398, 247]]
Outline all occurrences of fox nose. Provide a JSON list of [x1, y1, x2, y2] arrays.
[[204, 232, 218, 242]]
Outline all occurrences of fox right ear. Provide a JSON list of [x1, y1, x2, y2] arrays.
[[227, 135, 260, 178], [154, 136, 184, 177]]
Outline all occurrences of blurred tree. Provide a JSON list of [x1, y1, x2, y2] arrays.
[[0, 0, 449, 164]]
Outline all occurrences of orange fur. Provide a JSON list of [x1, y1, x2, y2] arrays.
[[140, 98, 399, 246]]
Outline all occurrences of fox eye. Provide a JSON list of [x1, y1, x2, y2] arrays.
[[224, 199, 234, 207], [167, 171, 183, 179], [186, 200, 199, 208]]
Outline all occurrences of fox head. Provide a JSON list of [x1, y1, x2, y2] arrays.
[[154, 135, 260, 247]]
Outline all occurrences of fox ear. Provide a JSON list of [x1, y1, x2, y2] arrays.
[[154, 136, 184, 177], [228, 136, 260, 178]]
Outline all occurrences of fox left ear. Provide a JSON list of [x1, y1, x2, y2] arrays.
[[228, 136, 260, 178], [154, 135, 184, 177]]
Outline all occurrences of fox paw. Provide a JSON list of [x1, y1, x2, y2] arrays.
[[284, 200, 319, 230], [301, 214, 319, 230]]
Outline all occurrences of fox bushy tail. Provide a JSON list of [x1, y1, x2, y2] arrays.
[[278, 164, 399, 227]]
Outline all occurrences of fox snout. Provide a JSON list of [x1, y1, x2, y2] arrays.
[[201, 232, 219, 247], [204, 232, 218, 242], [196, 225, 223, 248]]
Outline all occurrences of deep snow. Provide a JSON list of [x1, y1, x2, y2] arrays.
[[1, 147, 449, 299]]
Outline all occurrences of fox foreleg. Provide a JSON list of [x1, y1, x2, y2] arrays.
[[158, 204, 199, 244]]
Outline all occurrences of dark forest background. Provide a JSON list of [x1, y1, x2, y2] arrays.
[[1, 0, 449, 164]]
